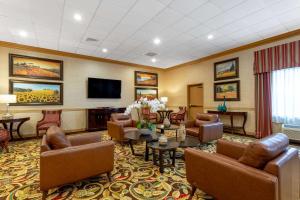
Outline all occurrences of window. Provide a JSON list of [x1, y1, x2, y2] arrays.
[[272, 67, 300, 125]]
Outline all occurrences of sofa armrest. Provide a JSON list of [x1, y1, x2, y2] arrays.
[[183, 120, 195, 128], [40, 141, 114, 191], [199, 122, 223, 143], [185, 148, 278, 200], [67, 132, 101, 146], [107, 121, 124, 141], [216, 139, 247, 160]]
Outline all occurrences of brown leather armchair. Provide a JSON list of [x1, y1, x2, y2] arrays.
[[185, 133, 299, 200], [107, 113, 138, 144], [184, 113, 223, 143], [40, 127, 114, 193]]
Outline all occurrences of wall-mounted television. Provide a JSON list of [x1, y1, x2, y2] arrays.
[[88, 78, 121, 99]]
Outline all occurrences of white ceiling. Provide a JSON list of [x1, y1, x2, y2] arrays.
[[0, 0, 300, 68]]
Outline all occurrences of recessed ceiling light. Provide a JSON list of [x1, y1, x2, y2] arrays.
[[19, 30, 28, 37], [102, 48, 108, 53], [207, 34, 214, 40], [153, 38, 161, 45], [73, 13, 82, 21], [151, 58, 157, 63]]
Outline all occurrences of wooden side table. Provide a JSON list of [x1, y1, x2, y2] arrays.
[[207, 110, 247, 135], [0, 117, 30, 140]]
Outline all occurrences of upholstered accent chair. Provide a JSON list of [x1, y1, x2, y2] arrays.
[[184, 113, 223, 143], [40, 126, 114, 195], [185, 133, 300, 200], [36, 110, 62, 138], [0, 128, 9, 152], [170, 106, 186, 124], [107, 113, 138, 144], [141, 107, 158, 123]]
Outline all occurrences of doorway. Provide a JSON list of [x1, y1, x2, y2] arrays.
[[187, 83, 204, 120]]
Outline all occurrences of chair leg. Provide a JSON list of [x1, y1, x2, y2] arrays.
[[189, 185, 196, 199], [4, 141, 9, 153], [106, 172, 112, 182], [36, 129, 39, 138]]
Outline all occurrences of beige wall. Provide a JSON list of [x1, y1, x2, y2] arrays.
[[1, 34, 300, 137], [164, 35, 300, 135], [0, 47, 164, 136]]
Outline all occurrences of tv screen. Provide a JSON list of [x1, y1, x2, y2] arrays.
[[88, 78, 121, 98]]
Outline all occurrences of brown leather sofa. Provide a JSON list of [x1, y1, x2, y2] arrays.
[[40, 126, 114, 193], [107, 113, 138, 144], [184, 113, 223, 143], [185, 133, 299, 200]]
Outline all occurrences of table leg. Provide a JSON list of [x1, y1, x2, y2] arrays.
[[16, 120, 26, 139], [242, 114, 247, 135], [172, 149, 176, 166], [129, 140, 135, 155], [161, 129, 164, 134], [159, 150, 164, 173], [9, 122, 14, 140], [145, 142, 149, 161]]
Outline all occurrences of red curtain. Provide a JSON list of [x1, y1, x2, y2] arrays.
[[253, 40, 300, 138]]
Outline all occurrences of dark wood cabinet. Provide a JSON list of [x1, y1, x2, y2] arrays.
[[86, 107, 126, 131]]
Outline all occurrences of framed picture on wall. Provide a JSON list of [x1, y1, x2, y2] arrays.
[[214, 80, 240, 101], [135, 71, 158, 87], [214, 58, 239, 81], [9, 54, 63, 80], [9, 80, 63, 106], [135, 87, 158, 100]]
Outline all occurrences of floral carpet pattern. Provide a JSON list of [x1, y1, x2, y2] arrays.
[[1, 131, 256, 200]]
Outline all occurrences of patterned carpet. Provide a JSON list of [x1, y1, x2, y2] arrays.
[[0, 131, 260, 200]]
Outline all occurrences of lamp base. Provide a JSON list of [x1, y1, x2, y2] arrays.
[[2, 113, 13, 119]]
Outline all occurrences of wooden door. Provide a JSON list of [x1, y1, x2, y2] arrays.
[[188, 84, 204, 120]]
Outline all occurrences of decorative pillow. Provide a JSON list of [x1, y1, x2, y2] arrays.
[[239, 133, 289, 169], [46, 126, 71, 150]]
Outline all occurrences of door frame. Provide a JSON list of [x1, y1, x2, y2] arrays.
[[187, 83, 204, 120]]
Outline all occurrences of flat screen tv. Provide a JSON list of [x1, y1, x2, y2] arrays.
[[88, 78, 121, 99]]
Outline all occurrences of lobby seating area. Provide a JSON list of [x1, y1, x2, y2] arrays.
[[1, 1, 300, 199]]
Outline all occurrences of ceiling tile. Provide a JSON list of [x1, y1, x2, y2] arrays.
[[188, 2, 222, 23], [169, 0, 208, 15]]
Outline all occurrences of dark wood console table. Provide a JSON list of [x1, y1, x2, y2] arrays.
[[0, 117, 30, 140], [86, 107, 126, 131], [207, 110, 247, 135]]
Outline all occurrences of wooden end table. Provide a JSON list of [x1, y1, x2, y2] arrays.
[[157, 110, 173, 123], [0, 117, 30, 140], [148, 140, 179, 173]]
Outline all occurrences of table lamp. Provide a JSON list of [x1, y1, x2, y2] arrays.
[[0, 94, 16, 119]]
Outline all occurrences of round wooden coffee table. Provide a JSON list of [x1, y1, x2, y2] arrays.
[[125, 129, 159, 161], [148, 140, 179, 173]]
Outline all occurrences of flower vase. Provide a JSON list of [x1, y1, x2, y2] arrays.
[[163, 117, 171, 128]]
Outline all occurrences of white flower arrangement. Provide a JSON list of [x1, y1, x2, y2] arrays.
[[124, 97, 165, 117]]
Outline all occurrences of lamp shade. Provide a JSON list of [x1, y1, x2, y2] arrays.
[[160, 97, 168, 103], [0, 94, 17, 104]]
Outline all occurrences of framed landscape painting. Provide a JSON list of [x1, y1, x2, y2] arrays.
[[135, 88, 158, 100], [9, 54, 63, 80], [9, 80, 63, 106], [214, 58, 239, 81], [135, 71, 158, 87], [214, 80, 240, 101]]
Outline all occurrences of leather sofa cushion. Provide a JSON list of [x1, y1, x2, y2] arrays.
[[46, 126, 71, 150], [195, 119, 210, 127], [239, 133, 289, 169], [111, 113, 130, 121], [196, 113, 218, 121], [186, 127, 199, 137]]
